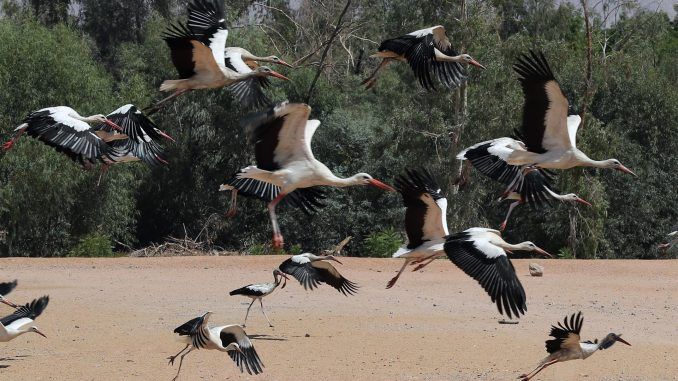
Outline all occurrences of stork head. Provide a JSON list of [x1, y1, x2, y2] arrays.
[[603, 159, 636, 176], [561, 193, 592, 207], [515, 241, 552, 257], [460, 54, 486, 69], [599, 333, 631, 349], [265, 55, 293, 68], [273, 269, 289, 288], [29, 326, 47, 338], [351, 173, 396, 192], [89, 114, 124, 132], [323, 255, 343, 265], [255, 66, 290, 81]]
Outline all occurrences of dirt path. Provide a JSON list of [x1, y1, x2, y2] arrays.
[[0, 256, 676, 381]]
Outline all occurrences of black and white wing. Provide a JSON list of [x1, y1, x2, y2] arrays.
[[219, 324, 264, 375], [510, 167, 557, 208], [173, 312, 211, 349], [279, 255, 359, 296], [0, 280, 17, 296], [444, 228, 526, 318], [224, 48, 272, 109], [545, 311, 583, 354], [22, 107, 106, 165], [513, 51, 571, 153], [394, 168, 448, 249], [457, 137, 526, 187], [1, 295, 49, 327]]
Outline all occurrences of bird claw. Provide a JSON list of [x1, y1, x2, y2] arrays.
[[385, 278, 396, 289], [167, 356, 176, 366]]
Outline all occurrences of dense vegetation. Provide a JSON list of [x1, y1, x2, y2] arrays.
[[0, 0, 675, 258]]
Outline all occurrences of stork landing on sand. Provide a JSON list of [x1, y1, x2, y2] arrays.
[[229, 269, 289, 327], [519, 312, 631, 380], [0, 295, 49, 342], [221, 101, 394, 248], [363, 25, 484, 90], [279, 253, 359, 296], [168, 312, 263, 380]]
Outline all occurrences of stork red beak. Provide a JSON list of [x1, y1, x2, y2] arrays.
[[269, 70, 290, 81], [34, 329, 47, 338], [576, 198, 592, 207], [0, 298, 17, 308], [535, 247, 553, 258], [367, 179, 396, 192], [104, 120, 124, 132], [469, 60, 486, 69], [157, 130, 175, 142], [330, 257, 343, 265], [617, 164, 636, 176], [616, 337, 631, 346], [276, 60, 294, 68]]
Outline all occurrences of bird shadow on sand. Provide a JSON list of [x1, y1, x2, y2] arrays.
[[248, 334, 288, 341], [0, 355, 30, 368]]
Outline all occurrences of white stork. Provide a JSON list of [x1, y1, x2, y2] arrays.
[[443, 228, 551, 319], [362, 25, 485, 90], [0, 280, 18, 308], [150, 0, 290, 112], [457, 51, 634, 191], [220, 101, 395, 248], [519, 312, 631, 381], [278, 253, 359, 296], [168, 312, 263, 380], [229, 269, 289, 327], [387, 168, 449, 289], [224, 47, 293, 109], [497, 168, 591, 231], [658, 230, 677, 252], [0, 295, 49, 342], [2, 106, 123, 168]]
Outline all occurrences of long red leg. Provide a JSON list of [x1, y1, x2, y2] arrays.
[[519, 359, 558, 381], [411, 254, 444, 272], [501, 200, 524, 231], [144, 89, 190, 115], [386, 259, 410, 289], [361, 59, 391, 89], [268, 192, 287, 249], [97, 164, 110, 187], [225, 190, 238, 218], [3, 127, 26, 151]]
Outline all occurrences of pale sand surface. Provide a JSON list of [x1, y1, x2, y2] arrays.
[[0, 256, 676, 381]]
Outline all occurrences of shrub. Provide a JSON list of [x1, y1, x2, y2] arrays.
[[363, 229, 403, 258], [68, 234, 115, 257]]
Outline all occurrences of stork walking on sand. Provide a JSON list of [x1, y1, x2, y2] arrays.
[[220, 101, 395, 248], [278, 253, 359, 296], [229, 269, 289, 327], [519, 312, 631, 380], [168, 312, 263, 380], [0, 295, 49, 342]]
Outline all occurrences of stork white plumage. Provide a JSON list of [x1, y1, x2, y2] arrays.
[[149, 0, 289, 112], [519, 312, 631, 381], [229, 269, 289, 327], [387, 169, 449, 289], [362, 25, 485, 90], [0, 295, 49, 342], [3, 106, 123, 168], [0, 280, 18, 308], [168, 312, 263, 380], [219, 101, 395, 248], [278, 253, 359, 296], [457, 51, 635, 191], [443, 228, 551, 319]]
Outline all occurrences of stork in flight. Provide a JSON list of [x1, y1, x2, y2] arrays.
[[0, 280, 18, 308], [168, 312, 263, 380], [3, 106, 123, 168], [387, 168, 449, 289], [149, 0, 289, 112], [519, 312, 631, 380], [221, 101, 395, 248], [457, 51, 634, 193], [0, 295, 49, 342], [362, 25, 485, 90], [229, 269, 289, 327], [444, 228, 551, 319], [278, 253, 359, 296]]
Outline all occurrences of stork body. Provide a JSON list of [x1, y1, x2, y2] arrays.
[[220, 102, 394, 248], [168, 312, 263, 380], [229, 269, 289, 327], [519, 312, 631, 380], [387, 169, 449, 289], [0, 295, 49, 342], [0, 280, 18, 308], [443, 228, 551, 318], [278, 253, 359, 296], [362, 26, 484, 90]]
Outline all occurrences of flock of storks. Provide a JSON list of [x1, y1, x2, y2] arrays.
[[7, 0, 672, 379]]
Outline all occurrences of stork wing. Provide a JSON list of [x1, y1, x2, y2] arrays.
[[173, 314, 207, 337], [430, 26, 467, 89], [444, 231, 526, 318], [185, 0, 228, 69], [227, 78, 272, 109], [395, 168, 448, 248], [23, 107, 105, 164], [514, 51, 571, 153], [310, 261, 359, 296], [457, 137, 526, 187], [163, 24, 226, 79], [1, 295, 49, 326], [0, 280, 17, 296], [279, 256, 358, 295], [219, 325, 264, 375], [511, 167, 557, 208], [545, 311, 583, 354]]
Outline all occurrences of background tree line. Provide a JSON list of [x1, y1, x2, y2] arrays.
[[0, 0, 675, 258]]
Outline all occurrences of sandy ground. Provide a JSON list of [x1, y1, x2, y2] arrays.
[[0, 256, 676, 381]]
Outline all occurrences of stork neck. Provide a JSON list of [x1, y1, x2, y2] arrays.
[[433, 48, 462, 62], [325, 174, 360, 188]]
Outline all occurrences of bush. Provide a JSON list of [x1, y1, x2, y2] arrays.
[[363, 229, 403, 258], [68, 234, 115, 257]]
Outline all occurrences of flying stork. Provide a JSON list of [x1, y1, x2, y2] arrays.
[[0, 295, 49, 342], [229, 269, 289, 327], [362, 25, 485, 90], [278, 253, 359, 296], [149, 0, 290, 112], [443, 228, 551, 319], [168, 312, 263, 380], [0, 280, 18, 308], [387, 168, 449, 289], [224, 47, 293, 109], [457, 51, 634, 193], [220, 101, 395, 248], [3, 106, 123, 168], [519, 312, 631, 381]]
